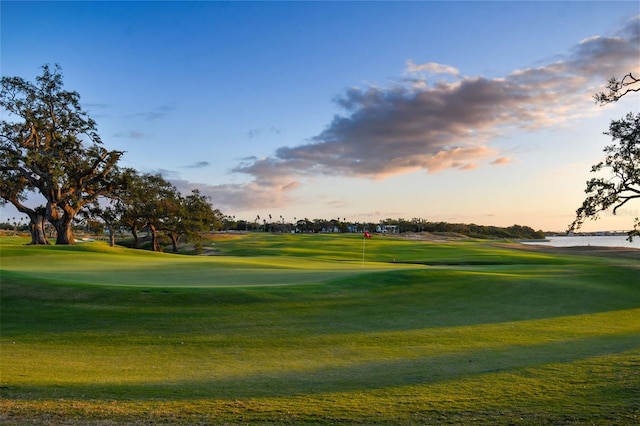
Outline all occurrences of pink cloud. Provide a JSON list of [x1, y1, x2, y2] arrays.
[[491, 157, 512, 166]]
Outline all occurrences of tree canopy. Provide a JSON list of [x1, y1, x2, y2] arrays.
[[0, 64, 122, 244], [570, 73, 640, 240]]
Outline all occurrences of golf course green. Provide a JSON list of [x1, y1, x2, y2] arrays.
[[1, 233, 638, 425]]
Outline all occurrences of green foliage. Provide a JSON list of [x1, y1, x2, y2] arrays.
[[1, 234, 639, 424], [573, 73, 639, 241], [571, 112, 640, 240], [414, 222, 545, 239]]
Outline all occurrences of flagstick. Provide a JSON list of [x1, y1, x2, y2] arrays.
[[362, 236, 366, 268]]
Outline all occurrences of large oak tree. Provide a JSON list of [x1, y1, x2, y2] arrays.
[[1, 65, 122, 244]]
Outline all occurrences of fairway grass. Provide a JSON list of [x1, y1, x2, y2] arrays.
[[1, 234, 639, 425]]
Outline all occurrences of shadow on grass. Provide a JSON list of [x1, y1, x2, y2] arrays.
[[5, 333, 639, 401], [3, 266, 640, 339]]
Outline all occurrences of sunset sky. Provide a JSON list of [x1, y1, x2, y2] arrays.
[[2, 1, 639, 232]]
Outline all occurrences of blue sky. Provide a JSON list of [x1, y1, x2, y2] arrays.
[[2, 1, 639, 232]]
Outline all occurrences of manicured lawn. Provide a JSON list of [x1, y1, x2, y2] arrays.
[[1, 234, 639, 425]]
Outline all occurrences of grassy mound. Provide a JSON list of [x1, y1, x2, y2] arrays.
[[1, 234, 638, 425]]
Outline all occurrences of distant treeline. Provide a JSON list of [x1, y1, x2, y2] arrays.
[[413, 222, 546, 240], [221, 217, 546, 240]]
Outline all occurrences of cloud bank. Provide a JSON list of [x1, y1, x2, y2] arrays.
[[195, 17, 640, 212]]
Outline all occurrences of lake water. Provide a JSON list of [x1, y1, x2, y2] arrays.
[[522, 235, 640, 249]]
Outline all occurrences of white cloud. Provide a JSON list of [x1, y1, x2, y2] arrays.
[[405, 60, 460, 76]]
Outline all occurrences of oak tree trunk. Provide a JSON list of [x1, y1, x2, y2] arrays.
[[28, 211, 49, 245], [7, 202, 49, 245], [149, 224, 161, 252], [54, 216, 75, 245], [106, 224, 116, 247], [169, 232, 179, 253], [48, 204, 76, 245], [131, 227, 139, 248]]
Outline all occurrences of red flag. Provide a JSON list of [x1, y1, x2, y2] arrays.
[[364, 231, 372, 238]]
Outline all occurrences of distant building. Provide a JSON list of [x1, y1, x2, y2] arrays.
[[376, 225, 398, 233]]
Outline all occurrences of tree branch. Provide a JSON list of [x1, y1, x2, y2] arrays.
[[594, 72, 640, 105]]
